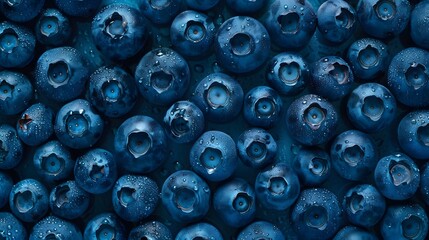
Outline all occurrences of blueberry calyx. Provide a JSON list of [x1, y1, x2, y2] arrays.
[[405, 63, 428, 90], [278, 12, 300, 34], [126, 131, 152, 158], [0, 80, 14, 100], [48, 61, 70, 87], [0, 28, 18, 54], [104, 12, 128, 40]]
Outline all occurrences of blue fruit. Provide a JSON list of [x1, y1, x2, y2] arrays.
[[420, 163, 429, 205], [175, 223, 223, 240], [0, 70, 33, 116], [29, 215, 82, 240], [55, 0, 102, 18], [49, 180, 90, 220], [35, 8, 72, 46], [0, 22, 35, 68], [0, 212, 27, 240], [381, 204, 428, 240], [226, 0, 265, 14], [114, 115, 167, 174], [0, 0, 45, 22], [84, 213, 126, 240], [333, 226, 378, 240], [0, 172, 12, 209], [129, 221, 173, 240], [237, 221, 284, 240], [140, 0, 185, 25], [411, 1, 429, 50], [16, 103, 54, 146], [243, 86, 283, 128], [0, 124, 23, 170], [398, 110, 429, 160], [237, 128, 277, 169], [185, 0, 219, 10], [292, 147, 331, 186]]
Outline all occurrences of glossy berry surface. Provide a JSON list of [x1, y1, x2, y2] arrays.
[[292, 147, 331, 186], [129, 221, 173, 240], [29, 215, 82, 240], [16, 103, 54, 146], [175, 222, 223, 240], [333, 226, 378, 240], [0, 71, 33, 115], [0, 212, 27, 240], [35, 8, 72, 46], [140, 0, 185, 25], [0, 172, 12, 209], [420, 162, 429, 206], [49, 180, 90, 220], [0, 22, 35, 68], [84, 212, 126, 240], [398, 110, 429, 160], [55, 0, 101, 17], [237, 221, 284, 240], [243, 86, 283, 128], [236, 128, 277, 169], [381, 204, 428, 240], [0, 0, 45, 23], [0, 124, 23, 170], [411, 0, 429, 50]]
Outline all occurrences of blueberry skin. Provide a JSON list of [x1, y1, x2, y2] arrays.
[[49, 180, 90, 220], [35, 47, 90, 103], [29, 215, 82, 240], [140, 0, 185, 25], [55, 0, 102, 18], [35, 8, 72, 46], [266, 52, 309, 96], [161, 170, 211, 223], [291, 188, 343, 240], [346, 38, 389, 81], [0, 0, 45, 22], [33, 140, 74, 183], [190, 130, 238, 182], [112, 175, 159, 222], [411, 1, 429, 50], [175, 223, 223, 240], [170, 10, 216, 59], [164, 100, 205, 144], [215, 16, 270, 74], [213, 178, 256, 228], [9, 179, 49, 223], [135, 47, 190, 106], [292, 147, 331, 186], [0, 172, 12, 208], [129, 221, 173, 240], [374, 153, 420, 200], [0, 70, 33, 116], [0, 212, 27, 240], [347, 83, 396, 133], [398, 110, 429, 160], [357, 0, 410, 39], [0, 124, 23, 170], [0, 22, 35, 68], [317, 0, 357, 43], [387, 47, 429, 108], [114, 115, 167, 174], [55, 99, 104, 149], [186, 0, 219, 10], [342, 184, 386, 228], [16, 103, 54, 146], [191, 73, 244, 123], [309, 56, 354, 101], [330, 130, 378, 181], [286, 94, 338, 146], [333, 226, 378, 240], [84, 213, 127, 240], [88, 66, 138, 118], [237, 128, 277, 169], [92, 4, 147, 61], [226, 0, 265, 14], [264, 0, 317, 50], [243, 86, 283, 128], [74, 148, 117, 194], [381, 204, 428, 240], [255, 163, 300, 211], [420, 163, 429, 205], [237, 221, 285, 240]]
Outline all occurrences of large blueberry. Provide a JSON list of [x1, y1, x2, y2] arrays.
[[381, 204, 428, 240], [49, 180, 91, 220], [0, 124, 23, 170], [243, 86, 283, 128], [0, 171, 12, 208], [411, 1, 429, 50], [0, 22, 35, 68], [237, 128, 277, 169], [292, 147, 331, 186], [35, 8, 72, 46], [398, 110, 429, 160], [0, 70, 33, 116], [0, 0, 45, 22], [0, 212, 27, 240], [16, 103, 54, 146], [84, 213, 127, 240], [140, 0, 185, 25], [29, 215, 82, 240]]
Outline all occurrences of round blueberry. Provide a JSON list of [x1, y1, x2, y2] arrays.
[[55, 0, 102, 18], [49, 180, 90, 220], [0, 70, 33, 116], [237, 221, 284, 240], [0, 22, 35, 68], [333, 226, 378, 240], [35, 8, 72, 46], [226, 0, 265, 14], [0, 0, 44, 22], [0, 212, 27, 240], [84, 213, 126, 240], [381, 204, 428, 240], [140, 0, 185, 25], [292, 147, 331, 186], [243, 86, 283, 128], [0, 171, 12, 208], [0, 124, 23, 170], [411, 1, 429, 50], [129, 221, 173, 240], [16, 103, 54, 146], [29, 215, 82, 240], [185, 0, 219, 11], [175, 223, 223, 240], [237, 128, 277, 169], [420, 163, 429, 206], [398, 110, 429, 160]]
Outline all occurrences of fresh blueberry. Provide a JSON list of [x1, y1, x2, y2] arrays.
[[88, 66, 138, 118], [215, 16, 270, 73], [381, 204, 428, 240], [292, 147, 331, 186], [191, 73, 244, 123], [163, 100, 205, 144], [291, 188, 343, 240], [74, 148, 117, 194], [0, 212, 27, 240], [0, 171, 12, 208], [129, 221, 173, 240], [213, 178, 255, 228], [135, 47, 190, 106], [29, 215, 82, 240], [333, 226, 378, 240], [55, 99, 104, 149], [342, 184, 386, 228], [420, 162, 429, 205], [237, 221, 284, 240], [236, 128, 277, 169], [55, 0, 102, 18], [374, 153, 420, 200], [161, 170, 211, 223], [243, 86, 283, 128], [49, 180, 91, 220], [398, 110, 429, 160], [9, 179, 49, 222], [84, 213, 126, 240], [0, 124, 23, 170], [114, 115, 167, 174], [35, 8, 72, 46], [16, 103, 54, 146], [185, 0, 219, 11], [0, 22, 35, 68], [140, 0, 185, 25], [286, 94, 338, 146], [175, 222, 223, 240], [411, 1, 429, 50], [35, 47, 90, 103], [0, 70, 33, 116], [0, 0, 45, 22], [226, 0, 265, 14], [255, 163, 300, 211], [190, 130, 238, 182]]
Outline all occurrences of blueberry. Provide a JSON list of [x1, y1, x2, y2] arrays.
[[9, 179, 49, 223], [55, 0, 102, 18], [292, 147, 331, 186], [161, 170, 211, 223], [243, 86, 283, 128], [84, 213, 127, 240], [16, 103, 54, 146], [213, 178, 256, 228], [237, 221, 285, 240], [29, 215, 82, 240], [55, 99, 104, 149], [112, 174, 159, 222], [163, 100, 205, 144], [0, 70, 33, 116], [140, 0, 185, 25], [135, 48, 190, 106], [374, 153, 420, 200], [291, 188, 343, 240], [35, 8, 72, 46], [255, 163, 300, 211], [357, 0, 410, 39], [381, 204, 428, 240], [286, 94, 338, 146], [0, 124, 23, 170], [129, 221, 173, 240], [49, 180, 90, 220], [185, 0, 219, 11], [88, 66, 138, 118], [264, 0, 317, 50], [0, 0, 45, 22], [190, 130, 238, 182], [35, 47, 90, 103], [0, 212, 27, 240], [0, 22, 35, 68], [114, 115, 167, 174], [236, 128, 277, 169], [215, 16, 271, 73], [226, 0, 265, 14], [92, 4, 148, 61], [411, 1, 429, 50], [74, 148, 117, 194], [333, 226, 378, 240], [0, 171, 12, 209], [191, 73, 244, 123], [175, 222, 223, 240], [342, 184, 386, 228], [398, 110, 429, 160], [420, 163, 429, 205]]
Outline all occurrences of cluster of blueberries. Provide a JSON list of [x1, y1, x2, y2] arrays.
[[1, 0, 429, 239]]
